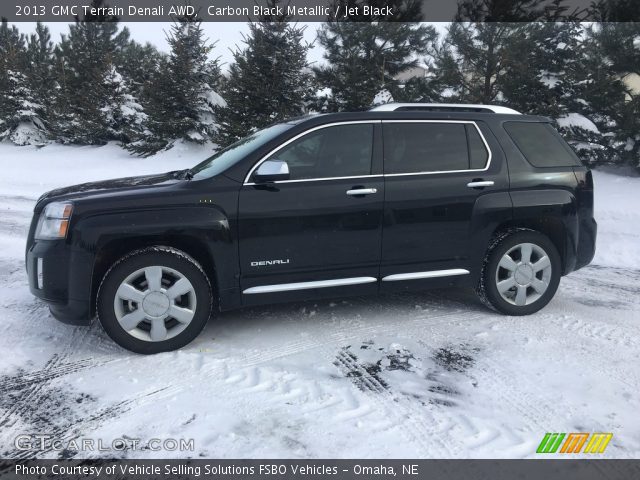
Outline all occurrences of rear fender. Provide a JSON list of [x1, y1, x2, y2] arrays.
[[509, 189, 579, 274]]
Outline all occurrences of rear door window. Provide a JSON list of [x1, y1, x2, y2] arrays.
[[504, 122, 582, 167], [383, 122, 489, 174]]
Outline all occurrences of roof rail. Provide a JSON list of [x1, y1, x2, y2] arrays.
[[370, 103, 521, 115]]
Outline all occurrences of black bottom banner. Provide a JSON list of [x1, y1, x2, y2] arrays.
[[1, 459, 640, 480]]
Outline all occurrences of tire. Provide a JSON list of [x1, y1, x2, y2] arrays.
[[97, 246, 212, 354], [477, 229, 561, 316]]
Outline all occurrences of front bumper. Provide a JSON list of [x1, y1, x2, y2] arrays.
[[26, 239, 94, 325]]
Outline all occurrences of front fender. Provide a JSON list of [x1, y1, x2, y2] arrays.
[[69, 205, 237, 307]]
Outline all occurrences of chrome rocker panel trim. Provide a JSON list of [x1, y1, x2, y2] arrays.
[[243, 269, 470, 294], [243, 276, 378, 294], [381, 269, 470, 282]]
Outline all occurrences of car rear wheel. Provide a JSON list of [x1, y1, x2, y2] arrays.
[[477, 230, 561, 316], [97, 247, 212, 354]]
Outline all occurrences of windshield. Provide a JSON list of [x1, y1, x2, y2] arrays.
[[190, 123, 292, 180]]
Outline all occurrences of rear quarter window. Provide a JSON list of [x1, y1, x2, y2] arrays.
[[466, 124, 489, 169], [504, 122, 582, 168]]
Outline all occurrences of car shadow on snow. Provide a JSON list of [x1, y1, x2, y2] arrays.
[[213, 287, 488, 332]]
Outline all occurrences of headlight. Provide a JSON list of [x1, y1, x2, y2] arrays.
[[35, 202, 73, 240]]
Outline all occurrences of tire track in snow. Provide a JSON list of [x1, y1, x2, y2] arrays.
[[0, 357, 109, 395], [99, 305, 490, 457], [404, 287, 633, 455], [0, 314, 126, 455], [331, 346, 456, 457], [408, 334, 559, 456], [0, 354, 65, 430], [214, 306, 492, 457], [536, 315, 640, 391], [198, 283, 606, 458], [7, 387, 169, 460], [550, 315, 640, 349]]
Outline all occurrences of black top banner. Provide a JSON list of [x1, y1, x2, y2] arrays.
[[3, 0, 639, 22]]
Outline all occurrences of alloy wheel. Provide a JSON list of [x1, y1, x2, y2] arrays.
[[494, 242, 552, 306], [113, 265, 197, 342]]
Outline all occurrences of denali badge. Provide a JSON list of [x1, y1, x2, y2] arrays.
[[251, 259, 290, 267]]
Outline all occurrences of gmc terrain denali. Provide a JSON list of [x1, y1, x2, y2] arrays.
[[26, 104, 597, 353]]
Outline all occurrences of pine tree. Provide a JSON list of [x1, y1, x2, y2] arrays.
[[434, 1, 573, 106], [0, 21, 50, 145], [0, 20, 27, 142], [1, 70, 49, 145], [590, 0, 640, 21], [454, 0, 569, 22], [499, 22, 582, 117], [51, 0, 131, 144], [434, 22, 519, 104], [569, 23, 640, 167], [117, 40, 164, 100], [127, 13, 221, 155], [19, 22, 56, 144], [314, 1, 437, 111], [101, 65, 147, 142], [214, 0, 314, 147]]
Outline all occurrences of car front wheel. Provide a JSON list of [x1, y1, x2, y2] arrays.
[[477, 229, 561, 316], [97, 246, 212, 354]]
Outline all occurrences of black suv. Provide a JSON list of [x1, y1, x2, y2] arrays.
[[26, 104, 597, 354]]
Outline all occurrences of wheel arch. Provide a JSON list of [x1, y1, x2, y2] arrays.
[[490, 217, 569, 274], [90, 235, 219, 316]]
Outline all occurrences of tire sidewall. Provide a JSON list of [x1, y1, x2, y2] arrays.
[[483, 231, 561, 316], [97, 248, 212, 354]]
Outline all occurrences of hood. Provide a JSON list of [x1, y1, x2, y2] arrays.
[[36, 170, 189, 207]]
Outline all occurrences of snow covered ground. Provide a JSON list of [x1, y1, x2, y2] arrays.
[[0, 142, 639, 459]]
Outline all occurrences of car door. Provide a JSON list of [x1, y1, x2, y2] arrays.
[[379, 120, 507, 286], [238, 121, 384, 303]]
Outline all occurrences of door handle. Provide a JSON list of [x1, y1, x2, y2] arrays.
[[346, 188, 377, 196], [467, 180, 494, 188]]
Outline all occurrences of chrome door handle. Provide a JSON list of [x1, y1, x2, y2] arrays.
[[467, 181, 494, 188], [346, 188, 377, 196]]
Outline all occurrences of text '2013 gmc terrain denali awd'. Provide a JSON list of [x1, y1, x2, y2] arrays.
[[26, 104, 597, 354]]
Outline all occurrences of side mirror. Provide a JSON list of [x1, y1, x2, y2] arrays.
[[253, 159, 290, 183]]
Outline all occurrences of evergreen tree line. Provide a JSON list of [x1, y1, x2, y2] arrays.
[[0, 3, 638, 167]]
